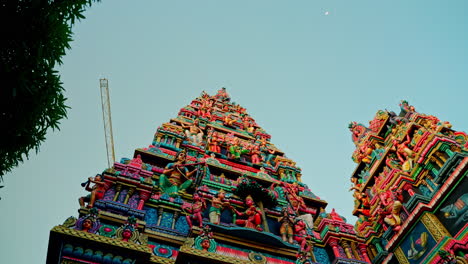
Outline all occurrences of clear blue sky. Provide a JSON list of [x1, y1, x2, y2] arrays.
[[2, 1, 468, 263]]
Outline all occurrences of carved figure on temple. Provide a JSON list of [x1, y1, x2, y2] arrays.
[[223, 113, 238, 127], [198, 98, 214, 119], [182, 119, 204, 145], [249, 142, 262, 164], [229, 137, 249, 160], [160, 150, 198, 197], [282, 181, 315, 228], [296, 248, 316, 264], [233, 195, 263, 231], [385, 153, 402, 170], [74, 208, 100, 233], [349, 178, 370, 216], [116, 216, 143, 243], [386, 110, 409, 128], [438, 250, 458, 264], [194, 225, 217, 252], [293, 219, 312, 252], [282, 181, 306, 211], [349, 122, 369, 145], [392, 134, 415, 171], [182, 192, 206, 228], [207, 129, 221, 153], [235, 104, 246, 115], [279, 207, 296, 243], [79, 174, 107, 208], [355, 141, 374, 163], [400, 100, 416, 113], [356, 193, 371, 217], [214, 87, 230, 102], [129, 154, 143, 167], [242, 115, 256, 134], [349, 177, 362, 196], [259, 140, 277, 166], [209, 189, 230, 224], [379, 188, 404, 231], [441, 193, 468, 226], [200, 90, 209, 99], [329, 208, 344, 221]]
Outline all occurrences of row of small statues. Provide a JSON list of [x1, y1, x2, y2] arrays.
[[78, 147, 317, 249], [77, 176, 314, 252], [79, 149, 304, 208], [181, 118, 277, 163], [193, 88, 258, 134], [182, 191, 313, 252]]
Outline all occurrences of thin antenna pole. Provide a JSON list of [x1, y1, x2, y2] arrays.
[[99, 78, 115, 168]]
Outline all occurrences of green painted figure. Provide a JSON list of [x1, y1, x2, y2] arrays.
[[160, 150, 198, 197]]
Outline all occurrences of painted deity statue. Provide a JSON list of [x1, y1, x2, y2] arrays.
[[194, 225, 217, 252], [349, 178, 370, 216], [399, 100, 416, 113], [392, 134, 415, 171], [293, 219, 312, 252], [209, 189, 230, 224], [182, 193, 206, 228], [282, 181, 315, 228], [198, 98, 214, 119], [115, 216, 142, 243], [349, 122, 369, 145], [214, 87, 230, 102], [229, 137, 249, 160], [233, 195, 263, 231], [329, 208, 344, 221], [207, 129, 221, 153], [182, 119, 204, 145], [79, 174, 107, 208], [385, 153, 402, 170], [224, 113, 238, 127], [242, 115, 256, 134], [160, 150, 198, 197], [74, 208, 100, 233], [279, 206, 296, 243], [379, 188, 404, 231], [129, 154, 143, 167], [249, 142, 262, 164], [259, 139, 277, 166]]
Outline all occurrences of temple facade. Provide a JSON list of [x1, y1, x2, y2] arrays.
[[348, 101, 468, 263], [47, 89, 368, 264], [46, 90, 467, 264]]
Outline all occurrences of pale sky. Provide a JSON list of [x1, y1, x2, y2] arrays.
[[2, 1, 468, 263]]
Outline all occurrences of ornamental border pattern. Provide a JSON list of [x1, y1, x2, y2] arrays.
[[420, 213, 451, 242], [393, 247, 410, 264], [52, 225, 151, 253], [179, 245, 250, 264]]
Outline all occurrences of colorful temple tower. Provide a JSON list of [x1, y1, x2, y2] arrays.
[[348, 101, 468, 263], [47, 89, 369, 264]]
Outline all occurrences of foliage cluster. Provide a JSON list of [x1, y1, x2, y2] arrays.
[[0, 0, 100, 186]]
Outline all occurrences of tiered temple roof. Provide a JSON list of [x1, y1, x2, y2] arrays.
[[47, 88, 369, 264], [348, 100, 468, 263]]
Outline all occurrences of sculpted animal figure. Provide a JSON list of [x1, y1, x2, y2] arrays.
[[441, 193, 468, 227]]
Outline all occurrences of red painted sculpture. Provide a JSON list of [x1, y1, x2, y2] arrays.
[[79, 174, 107, 208], [182, 193, 206, 228], [233, 195, 263, 231]]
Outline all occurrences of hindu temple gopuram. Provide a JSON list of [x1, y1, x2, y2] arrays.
[[348, 101, 468, 263], [47, 89, 468, 264]]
